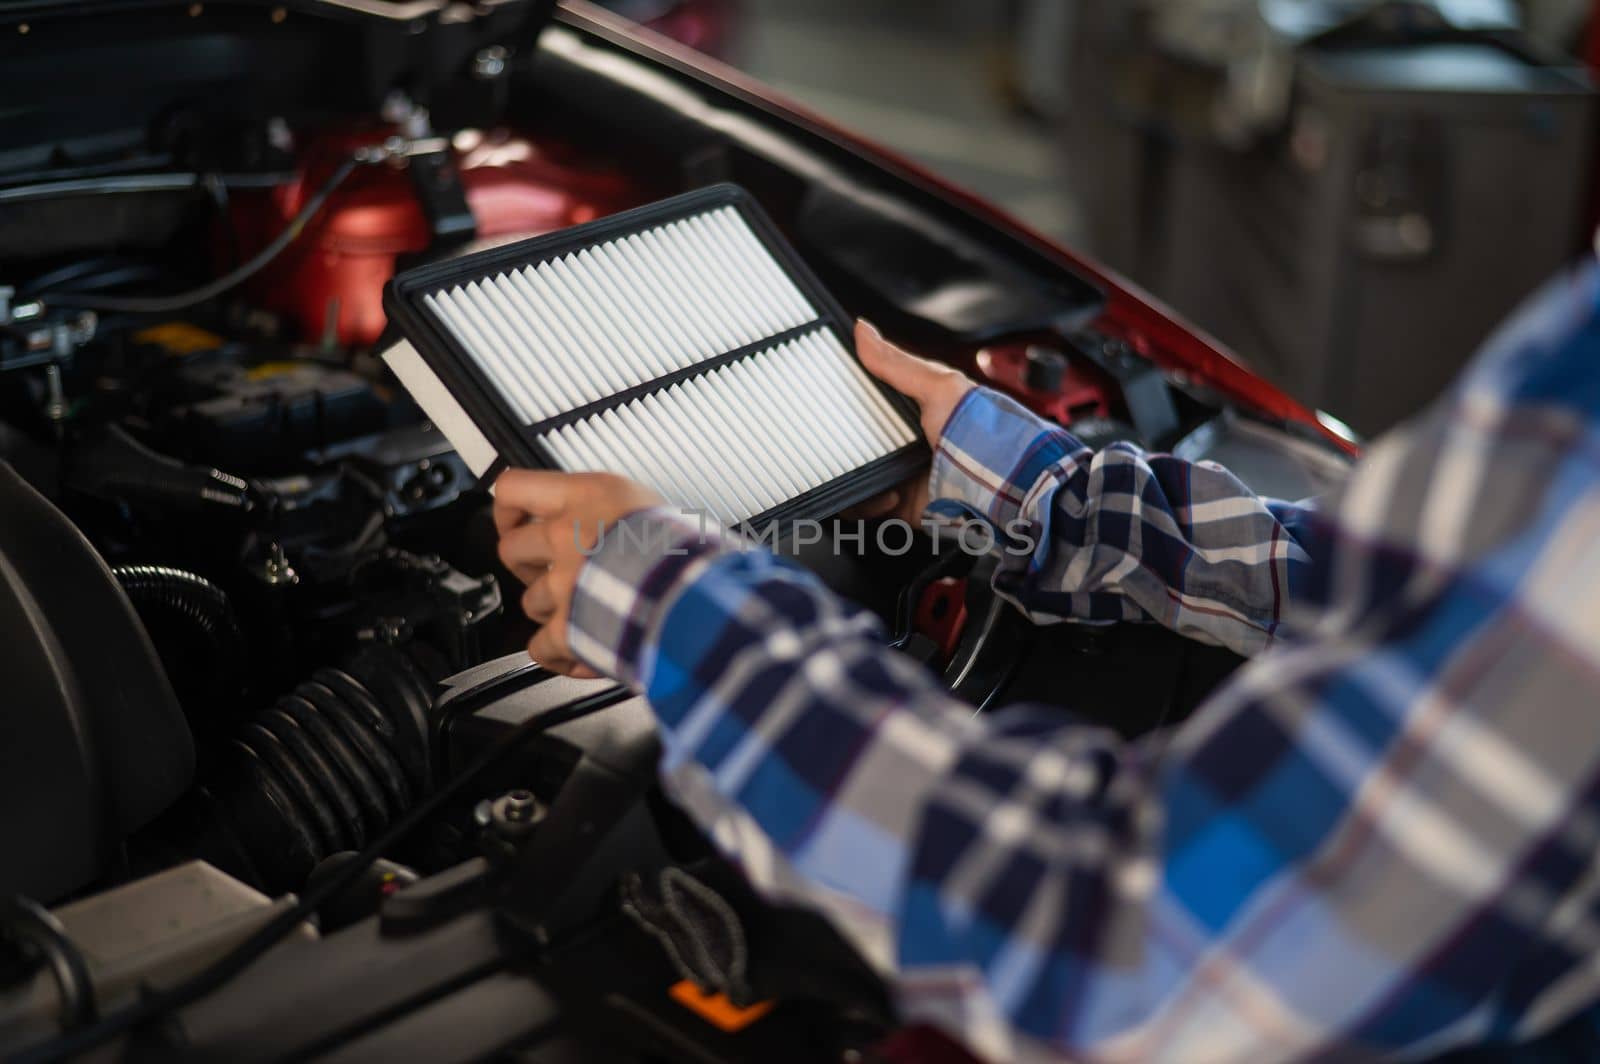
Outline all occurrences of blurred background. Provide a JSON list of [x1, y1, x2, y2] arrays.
[[605, 0, 1597, 438]]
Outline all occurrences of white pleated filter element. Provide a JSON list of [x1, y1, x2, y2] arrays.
[[419, 204, 916, 525], [543, 329, 915, 527]]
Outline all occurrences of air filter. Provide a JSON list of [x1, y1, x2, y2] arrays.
[[382, 184, 924, 529]]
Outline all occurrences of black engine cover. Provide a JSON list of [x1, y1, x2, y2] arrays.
[[0, 463, 194, 901]]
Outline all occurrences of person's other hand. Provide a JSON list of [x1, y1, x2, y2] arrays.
[[495, 470, 663, 677], [847, 319, 975, 524]]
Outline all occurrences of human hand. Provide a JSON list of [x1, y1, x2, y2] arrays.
[[847, 319, 975, 524], [494, 470, 664, 677]]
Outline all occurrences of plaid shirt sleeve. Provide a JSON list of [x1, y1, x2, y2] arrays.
[[566, 260, 1600, 1063], [926, 387, 1317, 656]]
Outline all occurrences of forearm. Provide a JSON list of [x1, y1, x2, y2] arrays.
[[563, 493, 1586, 1064], [931, 388, 1318, 655], [566, 510, 1573, 1063], [567, 510, 1160, 1060], [569, 510, 978, 924]]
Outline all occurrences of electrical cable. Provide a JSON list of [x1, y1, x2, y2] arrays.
[[13, 684, 633, 1064], [111, 565, 247, 675], [40, 158, 360, 315]]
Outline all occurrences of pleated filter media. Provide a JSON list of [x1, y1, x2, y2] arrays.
[[383, 185, 925, 528]]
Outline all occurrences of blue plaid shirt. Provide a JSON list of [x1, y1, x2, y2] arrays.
[[567, 261, 1600, 1062]]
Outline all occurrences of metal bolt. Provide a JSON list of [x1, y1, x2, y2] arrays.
[[485, 788, 544, 842], [502, 789, 537, 822], [259, 542, 298, 586], [43, 364, 65, 424]]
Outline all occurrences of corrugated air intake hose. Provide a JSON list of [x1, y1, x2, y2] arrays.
[[113, 564, 439, 892], [215, 642, 436, 893]]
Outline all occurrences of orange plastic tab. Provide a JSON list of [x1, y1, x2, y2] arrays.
[[133, 322, 225, 355], [667, 980, 774, 1032]]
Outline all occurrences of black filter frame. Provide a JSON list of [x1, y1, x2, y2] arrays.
[[384, 183, 928, 529]]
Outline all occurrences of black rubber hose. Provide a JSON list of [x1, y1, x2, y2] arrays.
[[15, 686, 633, 1064], [71, 426, 252, 514], [271, 695, 380, 843], [111, 565, 247, 684], [0, 170, 288, 208], [41, 158, 359, 315], [237, 722, 349, 858], [222, 660, 430, 892], [299, 675, 411, 815], [0, 896, 96, 1031]]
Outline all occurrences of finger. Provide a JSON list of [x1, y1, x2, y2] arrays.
[[492, 494, 532, 536], [493, 469, 583, 522], [899, 474, 932, 524], [855, 319, 947, 399], [527, 621, 565, 666], [521, 579, 557, 624], [842, 489, 900, 521], [493, 478, 563, 536], [527, 617, 577, 674], [533, 630, 603, 679], [497, 520, 554, 583], [543, 657, 594, 679]]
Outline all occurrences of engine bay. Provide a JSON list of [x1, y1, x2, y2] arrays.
[[0, 2, 1354, 1059]]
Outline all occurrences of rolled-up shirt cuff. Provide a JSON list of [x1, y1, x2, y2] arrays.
[[566, 507, 738, 688], [928, 386, 1081, 531]]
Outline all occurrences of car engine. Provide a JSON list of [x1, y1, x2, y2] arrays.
[[0, 93, 654, 895]]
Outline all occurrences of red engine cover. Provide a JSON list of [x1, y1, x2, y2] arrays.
[[233, 128, 642, 347]]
